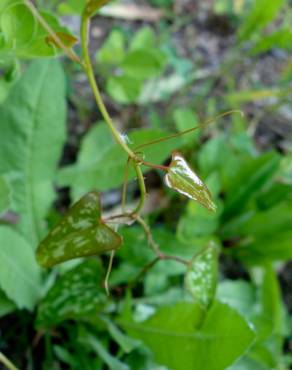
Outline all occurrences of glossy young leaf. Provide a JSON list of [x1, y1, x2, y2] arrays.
[[121, 301, 255, 370], [36, 260, 107, 328], [0, 60, 66, 246], [185, 242, 218, 309], [36, 191, 122, 268], [165, 151, 216, 211]]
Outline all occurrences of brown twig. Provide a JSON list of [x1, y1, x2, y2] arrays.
[[135, 215, 189, 265]]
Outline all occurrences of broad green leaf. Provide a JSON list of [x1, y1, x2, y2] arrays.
[[198, 135, 240, 181], [0, 60, 20, 103], [228, 357, 270, 370], [0, 60, 66, 246], [221, 200, 292, 240], [85, 0, 111, 17], [256, 182, 292, 210], [129, 27, 155, 51], [106, 75, 141, 104], [251, 28, 292, 54], [58, 0, 86, 14], [139, 72, 195, 105], [185, 242, 218, 309], [217, 280, 256, 316], [121, 301, 255, 370], [122, 49, 166, 80], [261, 264, 285, 336], [217, 278, 285, 370], [165, 151, 216, 211], [238, 0, 285, 41], [177, 185, 221, 242], [0, 226, 42, 309], [0, 3, 77, 59], [96, 29, 126, 65], [58, 123, 183, 198], [80, 330, 130, 370], [36, 192, 122, 268], [222, 151, 281, 221], [278, 153, 292, 185], [233, 230, 292, 264], [0, 176, 10, 214], [36, 260, 107, 328]]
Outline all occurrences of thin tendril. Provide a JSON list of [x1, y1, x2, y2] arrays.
[[134, 110, 244, 152], [104, 250, 115, 296]]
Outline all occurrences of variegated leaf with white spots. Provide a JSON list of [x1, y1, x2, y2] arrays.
[[185, 241, 218, 309], [36, 259, 106, 328], [36, 191, 122, 268]]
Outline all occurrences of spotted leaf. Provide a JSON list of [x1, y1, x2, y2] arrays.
[[36, 259, 106, 328], [165, 151, 216, 211], [185, 241, 218, 309], [36, 191, 122, 268]]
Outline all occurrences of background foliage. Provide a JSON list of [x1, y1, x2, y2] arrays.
[[0, 0, 292, 369]]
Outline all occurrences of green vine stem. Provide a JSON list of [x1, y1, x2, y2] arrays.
[[80, 11, 146, 213], [24, 1, 148, 216], [134, 110, 244, 152]]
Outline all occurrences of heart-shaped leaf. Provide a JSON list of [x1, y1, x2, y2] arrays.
[[185, 241, 218, 309], [36, 191, 122, 268], [36, 260, 106, 328], [165, 151, 216, 211]]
